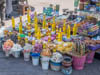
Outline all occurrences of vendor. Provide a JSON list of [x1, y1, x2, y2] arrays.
[[0, 0, 6, 26]]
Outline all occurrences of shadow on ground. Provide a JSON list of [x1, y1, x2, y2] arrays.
[[0, 51, 100, 75]]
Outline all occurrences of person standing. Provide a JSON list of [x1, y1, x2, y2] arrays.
[[0, 0, 6, 26], [6, 0, 13, 18]]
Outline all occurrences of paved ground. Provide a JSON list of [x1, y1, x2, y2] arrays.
[[0, 51, 100, 75]]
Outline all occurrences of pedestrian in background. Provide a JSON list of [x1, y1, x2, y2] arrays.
[[0, 0, 6, 26], [6, 0, 13, 18]]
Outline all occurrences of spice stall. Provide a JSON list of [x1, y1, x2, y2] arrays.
[[0, 0, 100, 75]]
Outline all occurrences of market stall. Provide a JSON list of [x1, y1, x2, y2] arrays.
[[0, 0, 100, 75]]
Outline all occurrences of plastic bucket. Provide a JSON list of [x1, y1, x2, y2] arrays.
[[50, 61, 61, 71], [62, 57, 72, 67], [72, 54, 87, 70], [86, 51, 95, 64], [41, 56, 50, 70], [61, 66, 72, 75], [5, 51, 10, 57], [32, 56, 39, 66], [24, 52, 30, 61], [12, 51, 20, 58]]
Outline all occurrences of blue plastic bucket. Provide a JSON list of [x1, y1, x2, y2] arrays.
[[50, 61, 61, 71], [31, 53, 40, 66]]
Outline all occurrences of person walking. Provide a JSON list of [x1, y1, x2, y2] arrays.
[[0, 0, 6, 26], [6, 0, 13, 18]]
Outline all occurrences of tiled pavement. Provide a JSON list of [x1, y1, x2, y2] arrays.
[[0, 51, 100, 75]]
